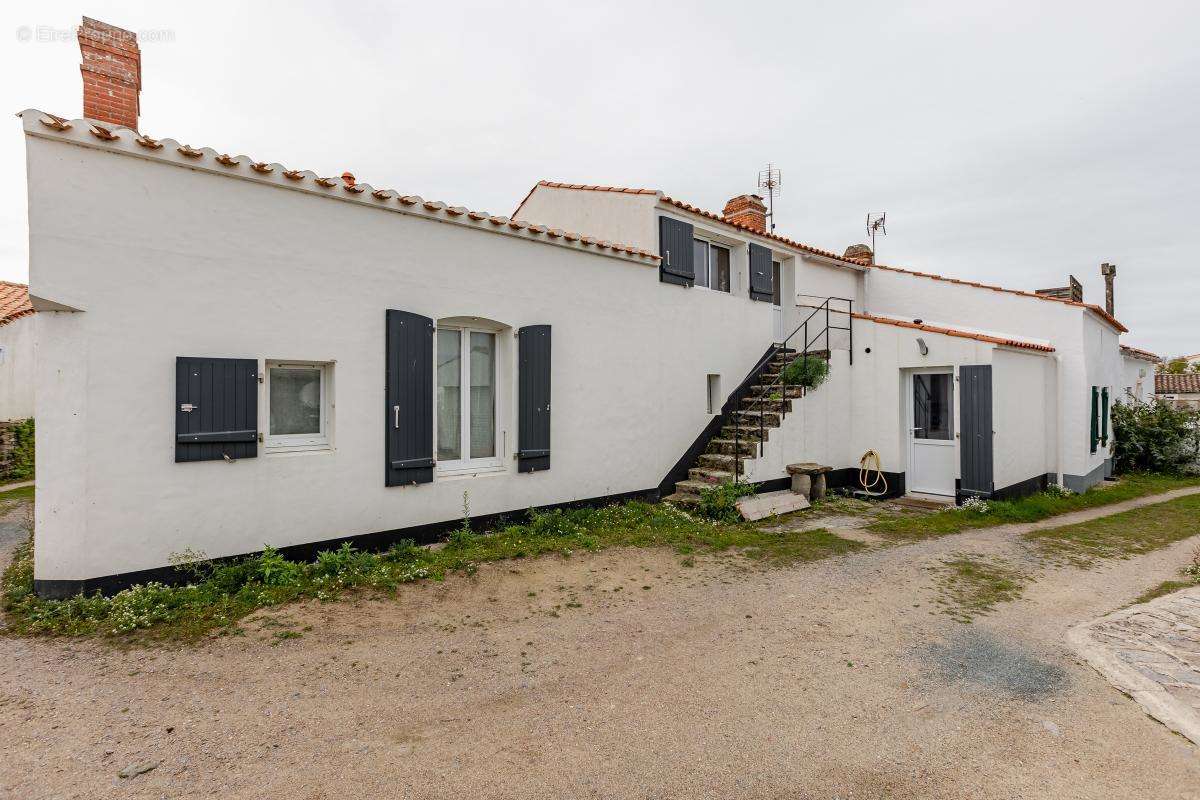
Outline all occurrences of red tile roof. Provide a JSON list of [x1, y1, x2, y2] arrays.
[[517, 181, 870, 267], [1156, 373, 1200, 394], [0, 282, 33, 326], [1120, 344, 1160, 363], [852, 312, 1055, 353], [870, 263, 1128, 333]]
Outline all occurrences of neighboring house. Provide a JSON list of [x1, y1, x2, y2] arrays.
[[0, 281, 35, 421], [1156, 374, 1200, 410], [15, 19, 1150, 597], [1119, 344, 1159, 404]]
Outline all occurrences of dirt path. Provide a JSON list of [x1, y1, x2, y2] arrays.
[[2, 494, 1199, 799]]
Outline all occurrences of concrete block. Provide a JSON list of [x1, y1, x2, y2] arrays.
[[737, 490, 811, 521]]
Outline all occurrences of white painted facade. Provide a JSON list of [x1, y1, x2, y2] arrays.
[[19, 112, 1139, 592], [0, 314, 35, 421]]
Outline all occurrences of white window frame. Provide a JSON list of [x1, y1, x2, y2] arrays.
[[436, 326, 502, 475], [692, 236, 731, 293], [264, 360, 333, 454]]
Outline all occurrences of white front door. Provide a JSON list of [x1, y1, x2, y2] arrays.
[[907, 369, 956, 496], [770, 260, 784, 342]]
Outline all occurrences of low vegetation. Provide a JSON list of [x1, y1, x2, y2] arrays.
[[1, 501, 861, 642], [868, 473, 1200, 540], [1024, 493, 1200, 567], [1, 418, 34, 482], [931, 553, 1030, 624], [696, 481, 756, 523], [780, 356, 830, 390]]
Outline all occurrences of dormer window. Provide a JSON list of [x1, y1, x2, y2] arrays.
[[692, 238, 731, 293]]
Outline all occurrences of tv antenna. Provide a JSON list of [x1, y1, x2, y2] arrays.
[[758, 164, 782, 232], [867, 212, 887, 255]]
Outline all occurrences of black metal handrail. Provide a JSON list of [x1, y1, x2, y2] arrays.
[[732, 296, 854, 483]]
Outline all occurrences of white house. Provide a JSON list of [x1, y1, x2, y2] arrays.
[[1120, 345, 1159, 404], [15, 19, 1144, 597], [0, 281, 35, 421]]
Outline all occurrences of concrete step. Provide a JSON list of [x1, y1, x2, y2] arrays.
[[674, 480, 715, 497], [732, 410, 782, 427], [687, 466, 736, 484], [739, 396, 791, 413], [697, 452, 747, 471], [748, 385, 804, 398], [720, 425, 769, 442], [663, 491, 700, 505], [707, 438, 758, 457]]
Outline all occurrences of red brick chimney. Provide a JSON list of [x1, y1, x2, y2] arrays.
[[78, 17, 140, 131], [723, 194, 768, 234]]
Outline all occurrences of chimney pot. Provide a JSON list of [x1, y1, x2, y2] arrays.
[[1035, 275, 1083, 303], [722, 194, 767, 234], [341, 172, 356, 187], [78, 17, 140, 131], [1100, 262, 1117, 317]]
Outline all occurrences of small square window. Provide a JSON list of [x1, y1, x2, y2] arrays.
[[266, 361, 332, 452]]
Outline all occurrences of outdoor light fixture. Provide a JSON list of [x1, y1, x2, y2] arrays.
[[916, 337, 929, 356]]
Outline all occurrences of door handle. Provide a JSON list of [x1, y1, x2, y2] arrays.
[[393, 404, 400, 429]]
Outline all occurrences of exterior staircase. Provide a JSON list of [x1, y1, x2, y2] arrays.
[[666, 348, 829, 505]]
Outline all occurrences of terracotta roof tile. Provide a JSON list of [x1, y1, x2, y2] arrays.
[[0, 281, 34, 326], [1156, 373, 1200, 394], [852, 312, 1055, 353], [870, 263, 1128, 333], [1120, 344, 1160, 363], [518, 181, 869, 267], [20, 111, 660, 268]]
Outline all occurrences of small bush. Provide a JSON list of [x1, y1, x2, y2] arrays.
[[1112, 400, 1199, 474], [697, 481, 756, 523], [780, 357, 829, 390], [3, 418, 34, 482]]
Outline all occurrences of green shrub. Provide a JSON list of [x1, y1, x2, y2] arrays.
[[779, 357, 830, 390], [1111, 400, 1199, 474], [697, 481, 756, 523], [3, 418, 34, 482]]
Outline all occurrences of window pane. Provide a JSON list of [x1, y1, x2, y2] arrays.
[[692, 239, 709, 288], [437, 329, 461, 461], [913, 373, 952, 440], [712, 245, 730, 292], [469, 332, 495, 459], [270, 368, 321, 435], [771, 261, 782, 306]]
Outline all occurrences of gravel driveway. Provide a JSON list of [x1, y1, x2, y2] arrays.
[[1, 496, 1198, 799]]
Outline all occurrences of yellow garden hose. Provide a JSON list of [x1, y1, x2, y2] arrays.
[[858, 450, 888, 497]]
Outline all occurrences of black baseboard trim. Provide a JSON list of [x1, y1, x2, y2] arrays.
[[827, 467, 906, 500], [33, 486, 662, 600], [991, 472, 1053, 502]]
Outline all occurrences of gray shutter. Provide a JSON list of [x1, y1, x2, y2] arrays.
[[749, 243, 773, 302], [659, 216, 694, 286], [175, 357, 258, 463], [959, 365, 994, 497], [518, 325, 551, 472], [386, 309, 434, 486]]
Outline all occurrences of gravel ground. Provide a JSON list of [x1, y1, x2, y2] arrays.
[[2, 494, 1199, 799]]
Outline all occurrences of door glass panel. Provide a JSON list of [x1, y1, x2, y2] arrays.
[[436, 329, 461, 461], [712, 245, 730, 292], [771, 261, 782, 306], [469, 332, 495, 459], [692, 239, 709, 288], [269, 368, 321, 435], [913, 373, 952, 440]]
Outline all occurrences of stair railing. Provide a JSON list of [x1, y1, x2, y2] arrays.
[[732, 296, 854, 484]]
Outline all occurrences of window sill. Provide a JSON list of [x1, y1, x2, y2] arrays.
[[437, 463, 507, 480], [265, 444, 334, 457]]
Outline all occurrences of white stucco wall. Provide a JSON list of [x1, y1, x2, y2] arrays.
[[992, 348, 1056, 490], [514, 185, 659, 250], [867, 267, 1120, 488], [0, 315, 35, 421], [1121, 355, 1154, 404], [26, 134, 784, 582]]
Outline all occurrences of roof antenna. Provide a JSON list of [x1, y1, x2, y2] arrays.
[[867, 212, 887, 257], [757, 164, 781, 232]]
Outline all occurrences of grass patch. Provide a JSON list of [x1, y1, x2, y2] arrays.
[[931, 553, 1030, 624], [868, 473, 1200, 540], [1023, 493, 1200, 567], [0, 485, 34, 511], [1130, 579, 1196, 606], [1, 501, 862, 642]]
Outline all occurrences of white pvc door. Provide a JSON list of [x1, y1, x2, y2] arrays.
[[770, 260, 784, 342], [908, 370, 956, 496]]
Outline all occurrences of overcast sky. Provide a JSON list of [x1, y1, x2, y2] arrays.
[[1, 1, 1196, 355]]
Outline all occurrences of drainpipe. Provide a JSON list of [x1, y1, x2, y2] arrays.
[[1054, 353, 1065, 487]]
